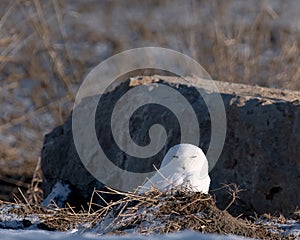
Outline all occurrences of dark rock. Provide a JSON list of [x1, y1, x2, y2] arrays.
[[41, 75, 300, 216]]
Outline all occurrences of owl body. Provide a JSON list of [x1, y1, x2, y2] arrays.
[[139, 144, 210, 193]]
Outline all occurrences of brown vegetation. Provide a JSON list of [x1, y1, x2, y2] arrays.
[[0, 0, 300, 207], [0, 186, 296, 239]]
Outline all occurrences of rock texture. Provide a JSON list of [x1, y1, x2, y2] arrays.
[[41, 75, 300, 215]]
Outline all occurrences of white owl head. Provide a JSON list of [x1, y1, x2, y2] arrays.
[[160, 143, 209, 176]]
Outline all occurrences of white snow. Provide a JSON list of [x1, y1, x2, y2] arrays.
[[139, 144, 210, 194], [258, 216, 300, 239], [0, 229, 256, 240], [277, 220, 300, 238]]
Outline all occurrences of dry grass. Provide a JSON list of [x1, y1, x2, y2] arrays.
[[0, 0, 300, 202], [26, 157, 43, 205], [0, 186, 296, 239], [1, 200, 95, 231]]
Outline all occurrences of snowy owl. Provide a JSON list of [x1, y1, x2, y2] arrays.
[[139, 143, 210, 193]]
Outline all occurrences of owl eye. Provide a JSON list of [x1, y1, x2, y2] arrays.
[[190, 156, 197, 158], [173, 155, 179, 158]]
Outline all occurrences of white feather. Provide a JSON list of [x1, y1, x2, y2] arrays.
[[139, 143, 210, 193]]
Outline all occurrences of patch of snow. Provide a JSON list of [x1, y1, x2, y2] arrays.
[[278, 220, 300, 238], [42, 182, 71, 207], [256, 215, 300, 239], [261, 218, 300, 239], [0, 229, 256, 240], [0, 204, 24, 229], [0, 204, 41, 230]]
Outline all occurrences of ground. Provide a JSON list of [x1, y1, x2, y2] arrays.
[[0, 1, 300, 239], [0, 188, 299, 239]]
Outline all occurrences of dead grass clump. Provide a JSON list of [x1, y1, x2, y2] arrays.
[[1, 200, 94, 231], [91, 187, 292, 239], [0, 186, 296, 239]]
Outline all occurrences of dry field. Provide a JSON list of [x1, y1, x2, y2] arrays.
[[0, 0, 300, 202]]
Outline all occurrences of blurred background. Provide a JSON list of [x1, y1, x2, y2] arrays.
[[0, 0, 300, 202]]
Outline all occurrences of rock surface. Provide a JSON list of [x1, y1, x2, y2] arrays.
[[41, 75, 300, 215]]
